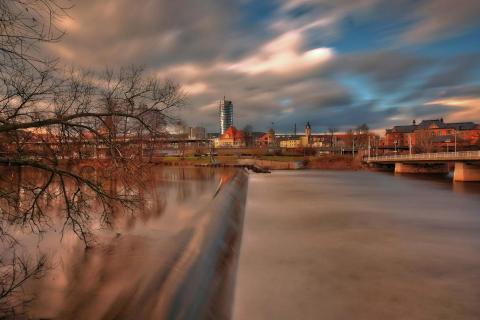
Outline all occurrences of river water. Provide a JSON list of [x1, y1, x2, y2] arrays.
[[1, 166, 246, 319], [234, 170, 480, 320], [3, 167, 480, 319]]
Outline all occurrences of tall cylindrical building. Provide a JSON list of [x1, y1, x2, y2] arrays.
[[219, 97, 233, 134]]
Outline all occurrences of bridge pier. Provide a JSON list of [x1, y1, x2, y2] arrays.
[[453, 162, 480, 182], [394, 163, 449, 174]]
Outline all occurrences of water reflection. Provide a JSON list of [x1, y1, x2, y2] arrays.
[[385, 171, 480, 195], [0, 165, 235, 319]]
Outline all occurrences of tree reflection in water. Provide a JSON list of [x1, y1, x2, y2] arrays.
[[0, 165, 225, 319]]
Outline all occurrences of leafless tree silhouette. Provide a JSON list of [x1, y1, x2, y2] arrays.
[[415, 130, 435, 153], [0, 1, 184, 316]]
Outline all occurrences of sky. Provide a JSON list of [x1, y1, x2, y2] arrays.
[[49, 0, 480, 133]]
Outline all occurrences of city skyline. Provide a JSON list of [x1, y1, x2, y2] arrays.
[[47, 0, 480, 132], [1, 2, 480, 318]]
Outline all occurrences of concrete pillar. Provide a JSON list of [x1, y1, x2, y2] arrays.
[[394, 163, 448, 174], [453, 162, 480, 182]]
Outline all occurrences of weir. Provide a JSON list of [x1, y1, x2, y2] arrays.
[[158, 170, 249, 320]]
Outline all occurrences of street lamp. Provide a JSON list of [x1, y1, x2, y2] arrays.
[[352, 138, 355, 158], [394, 140, 398, 153], [454, 130, 457, 153], [445, 139, 451, 153], [408, 134, 412, 155], [368, 135, 371, 158]]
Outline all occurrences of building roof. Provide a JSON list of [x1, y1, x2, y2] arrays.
[[387, 119, 479, 133], [417, 119, 445, 129], [444, 122, 478, 130], [390, 125, 417, 133], [221, 126, 245, 139], [257, 133, 271, 141]]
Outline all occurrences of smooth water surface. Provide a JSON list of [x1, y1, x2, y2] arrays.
[[2, 167, 238, 319], [234, 170, 480, 320]]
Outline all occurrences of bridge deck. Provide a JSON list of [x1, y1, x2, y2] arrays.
[[367, 151, 480, 163]]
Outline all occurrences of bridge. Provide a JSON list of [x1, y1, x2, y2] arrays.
[[366, 151, 480, 182]]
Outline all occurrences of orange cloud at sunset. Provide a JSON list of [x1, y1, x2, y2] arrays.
[[425, 97, 480, 122]]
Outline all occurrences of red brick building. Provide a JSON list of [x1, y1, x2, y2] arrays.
[[214, 126, 246, 147], [256, 128, 277, 147], [385, 119, 480, 152]]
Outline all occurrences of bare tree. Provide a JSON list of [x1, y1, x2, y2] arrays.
[[415, 129, 435, 153], [328, 127, 337, 149], [0, 0, 69, 73], [243, 124, 253, 147], [0, 249, 47, 318], [355, 123, 369, 134], [354, 124, 370, 150], [0, 66, 184, 236], [344, 128, 354, 149], [0, 1, 185, 316]]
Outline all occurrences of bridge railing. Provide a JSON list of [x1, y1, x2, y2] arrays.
[[367, 150, 480, 162]]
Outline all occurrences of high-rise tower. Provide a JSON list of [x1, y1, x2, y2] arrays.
[[219, 97, 233, 134]]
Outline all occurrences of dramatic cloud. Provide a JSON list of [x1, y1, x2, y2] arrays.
[[49, 0, 241, 67], [225, 31, 334, 76], [425, 98, 480, 122], [332, 50, 431, 91], [45, 0, 480, 132], [400, 0, 480, 43]]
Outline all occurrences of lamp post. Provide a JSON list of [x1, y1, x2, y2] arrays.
[[454, 130, 457, 154], [445, 139, 451, 153], [352, 138, 355, 158], [368, 135, 371, 158], [408, 134, 412, 155], [394, 140, 398, 154]]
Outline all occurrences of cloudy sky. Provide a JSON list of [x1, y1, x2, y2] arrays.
[[50, 0, 480, 133]]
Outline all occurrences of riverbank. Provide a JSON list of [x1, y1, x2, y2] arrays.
[[155, 155, 363, 170]]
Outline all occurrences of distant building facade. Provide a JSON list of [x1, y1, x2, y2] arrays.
[[385, 118, 480, 151], [189, 127, 206, 140], [214, 126, 246, 147], [280, 139, 302, 149], [257, 128, 277, 147], [219, 97, 233, 134], [277, 122, 379, 153], [279, 122, 317, 148]]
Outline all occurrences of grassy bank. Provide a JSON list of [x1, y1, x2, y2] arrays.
[[154, 155, 363, 170]]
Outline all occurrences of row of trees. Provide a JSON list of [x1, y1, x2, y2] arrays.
[[329, 124, 376, 153]]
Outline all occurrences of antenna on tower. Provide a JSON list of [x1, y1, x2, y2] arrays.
[[294, 123, 297, 137]]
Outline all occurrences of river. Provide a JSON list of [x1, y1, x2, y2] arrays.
[[2, 167, 480, 319], [0, 166, 246, 319], [233, 170, 480, 320]]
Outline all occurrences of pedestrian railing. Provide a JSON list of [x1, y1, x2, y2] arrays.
[[367, 151, 480, 162]]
